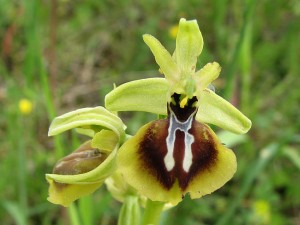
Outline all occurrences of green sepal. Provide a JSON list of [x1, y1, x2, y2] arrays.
[[197, 89, 252, 134], [48, 106, 126, 141], [105, 78, 168, 115], [143, 35, 179, 83], [175, 18, 203, 73]]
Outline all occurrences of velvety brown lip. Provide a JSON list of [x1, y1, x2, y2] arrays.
[[138, 119, 175, 190], [137, 93, 218, 191]]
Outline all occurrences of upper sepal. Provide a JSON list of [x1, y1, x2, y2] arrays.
[[175, 18, 203, 74]]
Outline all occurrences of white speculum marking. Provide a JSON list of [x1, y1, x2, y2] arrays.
[[164, 106, 196, 173]]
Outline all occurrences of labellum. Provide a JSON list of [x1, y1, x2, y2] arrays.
[[139, 93, 218, 191], [118, 93, 236, 205], [52, 141, 108, 189]]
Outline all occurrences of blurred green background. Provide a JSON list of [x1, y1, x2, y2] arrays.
[[1, 0, 300, 224]]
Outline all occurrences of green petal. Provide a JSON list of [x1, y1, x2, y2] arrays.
[[48, 106, 125, 141], [91, 130, 119, 154], [143, 34, 179, 83], [175, 18, 203, 73], [105, 78, 168, 115], [197, 89, 252, 134], [195, 62, 221, 92]]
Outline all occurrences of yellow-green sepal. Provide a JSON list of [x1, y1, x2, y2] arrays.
[[142, 35, 179, 84], [197, 89, 252, 134], [48, 106, 126, 141], [105, 78, 168, 115], [175, 18, 203, 74]]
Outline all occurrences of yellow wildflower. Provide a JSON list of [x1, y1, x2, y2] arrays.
[[253, 200, 271, 224], [19, 98, 33, 115], [168, 24, 179, 39]]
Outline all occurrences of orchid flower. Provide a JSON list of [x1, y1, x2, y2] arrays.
[[105, 18, 251, 205]]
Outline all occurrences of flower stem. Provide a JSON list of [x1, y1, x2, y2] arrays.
[[141, 199, 164, 225]]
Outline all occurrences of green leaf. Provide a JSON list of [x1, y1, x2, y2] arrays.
[[2, 201, 26, 225], [48, 106, 125, 141], [105, 78, 168, 115], [175, 18, 203, 73], [196, 89, 252, 134]]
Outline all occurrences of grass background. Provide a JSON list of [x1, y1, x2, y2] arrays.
[[1, 0, 300, 224]]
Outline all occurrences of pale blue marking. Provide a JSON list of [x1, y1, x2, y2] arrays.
[[164, 106, 196, 172]]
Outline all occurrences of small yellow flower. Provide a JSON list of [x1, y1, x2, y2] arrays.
[[168, 24, 179, 39], [19, 98, 33, 115], [253, 200, 271, 224]]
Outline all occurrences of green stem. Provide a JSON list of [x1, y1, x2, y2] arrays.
[[68, 203, 81, 225], [17, 117, 27, 225], [141, 199, 164, 225], [118, 195, 141, 225]]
